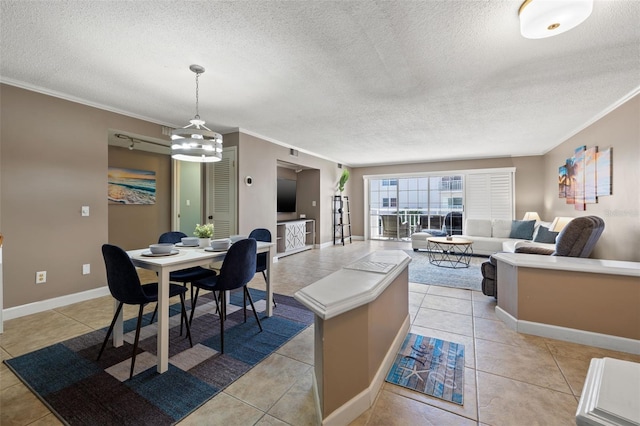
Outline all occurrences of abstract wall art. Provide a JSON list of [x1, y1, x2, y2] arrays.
[[559, 145, 612, 210]]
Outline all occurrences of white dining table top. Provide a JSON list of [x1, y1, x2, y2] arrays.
[[127, 240, 274, 266]]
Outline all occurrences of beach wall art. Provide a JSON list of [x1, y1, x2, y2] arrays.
[[558, 145, 612, 210], [108, 167, 156, 205]]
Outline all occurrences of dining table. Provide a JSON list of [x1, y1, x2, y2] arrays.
[[114, 240, 275, 374]]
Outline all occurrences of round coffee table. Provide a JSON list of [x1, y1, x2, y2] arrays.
[[426, 237, 474, 268]]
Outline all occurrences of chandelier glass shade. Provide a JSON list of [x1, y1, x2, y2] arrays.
[[171, 65, 223, 162], [519, 0, 593, 39]]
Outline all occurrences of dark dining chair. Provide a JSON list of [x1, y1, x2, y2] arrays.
[[149, 231, 218, 324], [248, 228, 276, 308], [98, 244, 193, 379], [189, 238, 263, 353]]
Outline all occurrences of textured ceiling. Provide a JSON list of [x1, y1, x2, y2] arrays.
[[1, 1, 639, 167]]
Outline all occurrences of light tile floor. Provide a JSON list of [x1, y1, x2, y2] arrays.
[[1, 240, 639, 425]]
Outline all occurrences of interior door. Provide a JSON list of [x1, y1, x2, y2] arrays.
[[205, 147, 237, 238], [174, 161, 202, 236]]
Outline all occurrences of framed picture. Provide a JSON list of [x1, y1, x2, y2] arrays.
[[564, 157, 576, 204], [558, 164, 568, 198], [573, 146, 586, 211], [597, 147, 612, 196], [584, 146, 597, 203], [108, 167, 156, 205]]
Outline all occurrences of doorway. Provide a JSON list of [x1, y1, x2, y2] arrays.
[[173, 146, 237, 238]]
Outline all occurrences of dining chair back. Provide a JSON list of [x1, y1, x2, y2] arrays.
[[215, 237, 257, 292], [248, 228, 276, 308], [158, 231, 188, 244], [189, 238, 262, 353], [149, 231, 217, 326], [98, 244, 192, 378], [248, 228, 270, 277]]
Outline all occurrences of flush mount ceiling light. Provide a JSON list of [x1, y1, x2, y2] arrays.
[[170, 64, 223, 162], [519, 0, 593, 39]]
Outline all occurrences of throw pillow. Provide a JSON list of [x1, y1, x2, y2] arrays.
[[509, 220, 536, 240], [533, 225, 559, 243]]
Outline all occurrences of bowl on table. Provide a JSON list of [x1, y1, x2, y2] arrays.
[[181, 237, 199, 246], [210, 238, 232, 251], [229, 235, 246, 243], [149, 243, 174, 254]]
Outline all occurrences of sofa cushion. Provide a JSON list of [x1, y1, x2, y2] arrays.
[[509, 220, 536, 240], [533, 225, 559, 243], [492, 219, 512, 238], [465, 219, 492, 237]]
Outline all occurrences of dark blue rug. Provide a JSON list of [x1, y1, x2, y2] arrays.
[[386, 333, 465, 405], [4, 290, 313, 425]]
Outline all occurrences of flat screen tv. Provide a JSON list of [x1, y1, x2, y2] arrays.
[[277, 178, 297, 212]]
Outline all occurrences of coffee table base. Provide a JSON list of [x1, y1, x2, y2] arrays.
[[426, 239, 473, 268]]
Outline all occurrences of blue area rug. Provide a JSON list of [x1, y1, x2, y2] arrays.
[[4, 290, 313, 425], [386, 333, 465, 405], [405, 250, 483, 290]]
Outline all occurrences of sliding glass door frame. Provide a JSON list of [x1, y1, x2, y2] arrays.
[[363, 167, 515, 241]]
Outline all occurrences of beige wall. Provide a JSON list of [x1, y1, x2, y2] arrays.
[[350, 96, 639, 261], [236, 132, 346, 245], [1, 83, 637, 312], [542, 95, 640, 262], [108, 146, 172, 249], [1, 84, 166, 308]]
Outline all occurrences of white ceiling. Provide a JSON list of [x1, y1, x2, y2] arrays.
[[1, 1, 638, 167]]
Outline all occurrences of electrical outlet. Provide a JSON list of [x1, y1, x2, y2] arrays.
[[82, 264, 90, 275], [36, 271, 47, 284], [312, 201, 316, 207], [81, 206, 90, 216]]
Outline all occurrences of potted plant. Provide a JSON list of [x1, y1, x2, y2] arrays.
[[194, 223, 214, 248], [337, 169, 350, 193], [336, 169, 350, 213]]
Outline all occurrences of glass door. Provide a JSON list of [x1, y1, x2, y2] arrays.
[[368, 175, 464, 240]]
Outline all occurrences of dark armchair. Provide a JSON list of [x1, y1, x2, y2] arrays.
[[444, 212, 463, 235], [418, 214, 446, 235], [481, 216, 605, 299]]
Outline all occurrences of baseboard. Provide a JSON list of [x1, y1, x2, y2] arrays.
[[321, 315, 410, 426], [495, 307, 640, 355], [2, 286, 110, 321]]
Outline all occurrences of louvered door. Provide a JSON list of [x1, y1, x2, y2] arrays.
[[205, 147, 237, 239]]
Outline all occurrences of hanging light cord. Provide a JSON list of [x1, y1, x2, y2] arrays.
[[194, 71, 200, 120]]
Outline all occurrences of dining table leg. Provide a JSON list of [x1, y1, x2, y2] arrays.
[[157, 268, 170, 373], [266, 246, 273, 317], [113, 299, 123, 347]]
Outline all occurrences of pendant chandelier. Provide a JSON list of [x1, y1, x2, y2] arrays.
[[170, 64, 223, 162]]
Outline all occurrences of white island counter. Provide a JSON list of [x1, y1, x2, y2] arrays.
[[294, 250, 411, 426]]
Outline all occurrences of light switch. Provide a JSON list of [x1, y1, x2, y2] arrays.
[[186, 200, 191, 206], [81, 206, 90, 216], [82, 264, 90, 275], [312, 201, 316, 207]]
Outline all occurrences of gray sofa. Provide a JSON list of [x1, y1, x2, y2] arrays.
[[481, 216, 605, 298]]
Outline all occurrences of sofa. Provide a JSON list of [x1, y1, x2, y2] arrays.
[[459, 218, 557, 256], [481, 216, 605, 298], [412, 218, 558, 255]]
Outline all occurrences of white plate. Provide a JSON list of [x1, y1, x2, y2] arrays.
[[204, 247, 228, 252], [141, 249, 180, 257], [175, 243, 198, 247]]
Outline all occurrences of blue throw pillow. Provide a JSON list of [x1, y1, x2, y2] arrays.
[[534, 225, 559, 243], [509, 220, 536, 240]]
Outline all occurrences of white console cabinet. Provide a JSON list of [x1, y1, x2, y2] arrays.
[[277, 219, 315, 258]]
